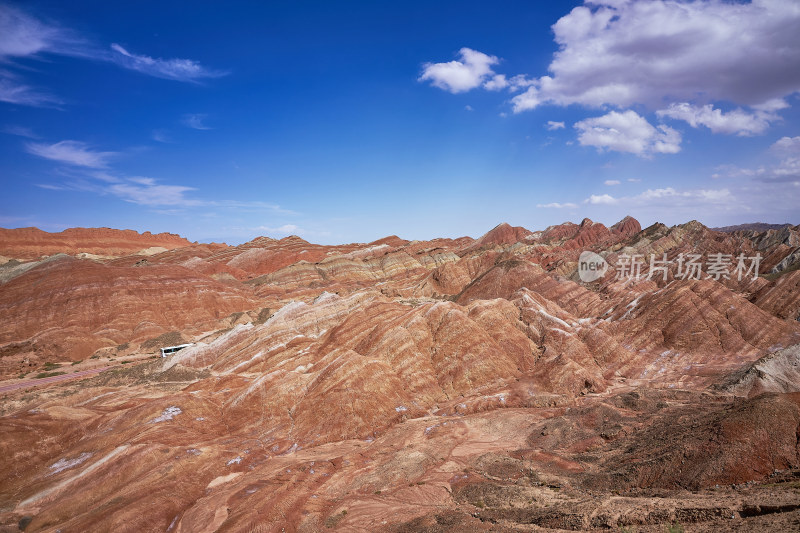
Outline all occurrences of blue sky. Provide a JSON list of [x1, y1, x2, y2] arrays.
[[1, 0, 798, 245]]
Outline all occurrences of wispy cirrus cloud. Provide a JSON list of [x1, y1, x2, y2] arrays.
[[25, 140, 118, 168], [151, 129, 172, 143], [108, 177, 200, 207], [0, 5, 86, 106], [0, 70, 62, 107], [0, 5, 87, 59], [28, 139, 295, 212], [110, 44, 226, 83], [536, 186, 739, 219], [584, 187, 735, 208], [182, 114, 212, 130], [536, 202, 577, 209], [35, 172, 199, 207], [38, 167, 296, 211], [714, 136, 800, 185], [2, 124, 40, 139], [0, 4, 227, 108]]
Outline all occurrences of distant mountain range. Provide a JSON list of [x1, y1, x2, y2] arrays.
[[713, 222, 796, 233]]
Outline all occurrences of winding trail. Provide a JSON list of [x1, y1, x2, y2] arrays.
[[0, 366, 111, 394]]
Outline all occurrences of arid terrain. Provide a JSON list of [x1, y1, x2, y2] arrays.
[[2, 219, 800, 532]]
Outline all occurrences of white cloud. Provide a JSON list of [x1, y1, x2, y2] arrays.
[[464, 105, 473, 111], [536, 202, 578, 208], [508, 74, 536, 91], [419, 47, 499, 93], [483, 74, 508, 91], [632, 187, 735, 205], [604, 179, 621, 186], [512, 0, 800, 111], [110, 44, 225, 83], [255, 224, 300, 235], [627, 178, 641, 183], [585, 193, 617, 205], [25, 140, 117, 168], [251, 224, 323, 238], [771, 136, 800, 155], [767, 158, 800, 184], [656, 103, 780, 136], [580, 186, 734, 209], [574, 110, 681, 156], [546, 120, 565, 130], [425, 2, 799, 139], [720, 159, 800, 184], [637, 187, 680, 200], [182, 114, 211, 130]]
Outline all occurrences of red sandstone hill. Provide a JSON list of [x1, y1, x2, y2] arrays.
[[2, 217, 800, 532], [468, 222, 533, 249], [0, 227, 196, 259], [0, 256, 258, 368]]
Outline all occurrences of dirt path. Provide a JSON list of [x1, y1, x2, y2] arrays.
[[0, 366, 112, 394]]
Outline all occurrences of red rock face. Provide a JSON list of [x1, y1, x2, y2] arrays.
[[469, 222, 533, 249], [2, 218, 800, 532], [753, 270, 800, 321], [611, 215, 642, 237], [0, 227, 194, 259], [0, 256, 257, 371]]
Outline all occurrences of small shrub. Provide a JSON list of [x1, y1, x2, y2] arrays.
[[255, 307, 273, 325], [324, 509, 348, 528], [71, 360, 83, 366], [666, 523, 684, 533], [141, 331, 185, 350], [35, 371, 66, 379]]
